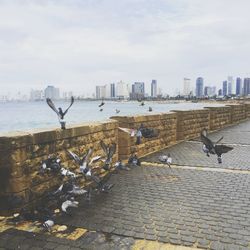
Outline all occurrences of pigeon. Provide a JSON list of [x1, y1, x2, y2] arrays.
[[40, 156, 62, 174], [128, 153, 141, 166], [100, 141, 116, 171], [46, 96, 74, 129], [53, 180, 87, 196], [148, 107, 152, 112], [60, 167, 77, 178], [114, 160, 130, 171], [100, 108, 103, 112], [115, 109, 120, 114], [43, 219, 54, 232], [61, 198, 79, 214], [99, 100, 105, 107], [119, 124, 158, 145], [67, 149, 102, 186], [159, 153, 172, 168], [200, 129, 233, 163]]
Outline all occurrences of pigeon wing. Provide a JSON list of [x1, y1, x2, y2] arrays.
[[67, 150, 81, 165], [200, 131, 214, 150], [100, 140, 108, 155], [62, 96, 74, 116], [215, 145, 233, 155], [108, 143, 116, 159], [46, 98, 59, 116]]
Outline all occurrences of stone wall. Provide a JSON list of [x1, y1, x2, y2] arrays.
[[111, 113, 177, 160], [0, 120, 118, 214], [172, 109, 210, 141], [1, 103, 250, 215], [206, 106, 232, 131]]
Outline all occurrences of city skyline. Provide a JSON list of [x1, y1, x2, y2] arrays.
[[1, 1, 250, 96]]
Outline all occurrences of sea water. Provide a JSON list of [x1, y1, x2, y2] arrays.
[[0, 100, 223, 133]]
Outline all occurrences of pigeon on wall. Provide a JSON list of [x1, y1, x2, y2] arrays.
[[46, 96, 74, 129]]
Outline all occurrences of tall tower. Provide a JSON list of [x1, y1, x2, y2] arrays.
[[195, 77, 204, 97], [243, 78, 250, 96], [236, 78, 242, 96], [222, 81, 227, 96], [227, 76, 234, 95], [183, 78, 191, 96], [151, 80, 157, 97]]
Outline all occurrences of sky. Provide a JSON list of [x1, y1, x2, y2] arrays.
[[0, 0, 250, 96]]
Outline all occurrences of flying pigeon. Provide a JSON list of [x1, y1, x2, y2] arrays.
[[40, 156, 62, 174], [99, 100, 105, 107], [115, 109, 120, 114], [200, 129, 233, 163], [46, 96, 74, 129], [61, 198, 79, 214], [148, 107, 152, 112], [114, 160, 130, 171], [100, 141, 116, 171]]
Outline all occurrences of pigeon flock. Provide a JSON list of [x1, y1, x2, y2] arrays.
[[7, 98, 234, 233]]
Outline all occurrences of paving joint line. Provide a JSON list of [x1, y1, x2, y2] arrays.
[[141, 161, 250, 174]]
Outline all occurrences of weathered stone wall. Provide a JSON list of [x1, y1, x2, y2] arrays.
[[227, 104, 246, 124], [0, 120, 118, 214], [206, 106, 232, 131], [172, 109, 210, 141], [111, 113, 177, 160], [245, 103, 250, 118], [1, 103, 250, 215]]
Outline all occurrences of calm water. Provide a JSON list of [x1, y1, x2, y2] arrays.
[[0, 100, 223, 134]]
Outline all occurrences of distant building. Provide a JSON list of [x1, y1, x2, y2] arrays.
[[195, 77, 204, 98], [44, 85, 60, 100], [236, 77, 242, 96], [204, 86, 211, 96], [116, 81, 129, 99], [183, 78, 191, 96], [227, 76, 234, 95], [218, 89, 222, 96], [210, 86, 216, 96], [243, 78, 250, 96], [96, 85, 106, 99], [222, 81, 227, 96], [110, 83, 115, 98], [131, 82, 145, 99], [151, 80, 157, 97], [30, 89, 43, 101]]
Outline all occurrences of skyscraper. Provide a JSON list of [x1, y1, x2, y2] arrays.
[[227, 76, 234, 95], [110, 83, 115, 98], [116, 81, 129, 99], [151, 80, 157, 97], [195, 77, 204, 97], [96, 85, 106, 99], [183, 78, 191, 96], [243, 78, 250, 96], [236, 77, 242, 96], [222, 81, 227, 96]]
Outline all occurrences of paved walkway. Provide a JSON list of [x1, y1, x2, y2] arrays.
[[1, 120, 250, 249]]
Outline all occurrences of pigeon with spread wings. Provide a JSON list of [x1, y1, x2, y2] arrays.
[[200, 129, 233, 163], [46, 96, 74, 129]]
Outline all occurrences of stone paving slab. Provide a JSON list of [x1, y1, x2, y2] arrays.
[[56, 166, 250, 249], [142, 141, 250, 170]]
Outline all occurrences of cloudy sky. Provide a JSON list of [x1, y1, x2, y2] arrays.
[[0, 0, 250, 96]]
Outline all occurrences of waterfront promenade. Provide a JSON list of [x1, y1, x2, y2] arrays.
[[0, 120, 250, 249]]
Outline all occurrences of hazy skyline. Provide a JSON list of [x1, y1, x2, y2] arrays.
[[1, 0, 250, 96]]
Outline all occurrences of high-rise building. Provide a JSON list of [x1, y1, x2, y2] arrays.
[[151, 80, 157, 97], [218, 89, 222, 96], [243, 78, 250, 96], [96, 85, 106, 99], [183, 78, 191, 96], [195, 77, 204, 97], [44, 85, 60, 100], [131, 82, 145, 99], [236, 77, 242, 96], [227, 76, 234, 95], [116, 81, 129, 99], [222, 81, 227, 96], [110, 83, 115, 98]]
